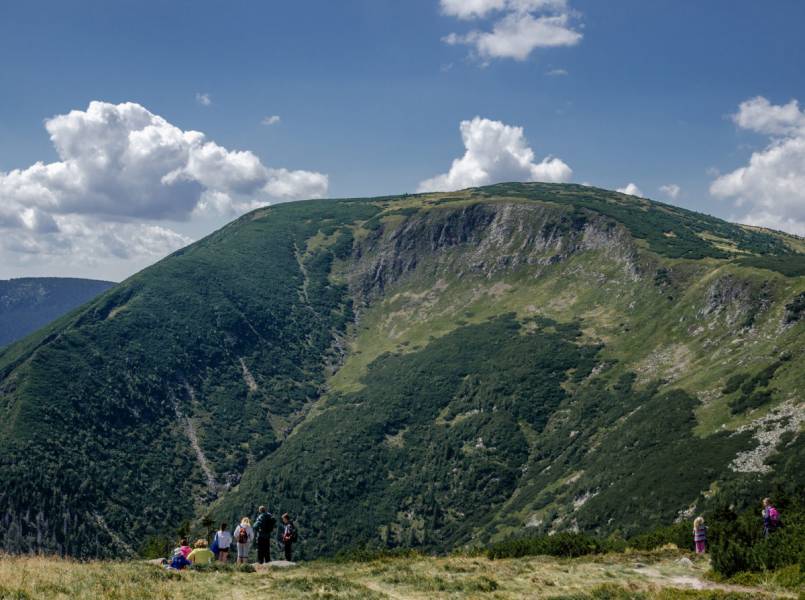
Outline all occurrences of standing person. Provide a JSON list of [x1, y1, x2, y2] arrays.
[[187, 539, 215, 565], [762, 498, 780, 537], [233, 517, 254, 564], [692, 516, 707, 554], [253, 506, 276, 564], [213, 522, 233, 563], [277, 513, 298, 562]]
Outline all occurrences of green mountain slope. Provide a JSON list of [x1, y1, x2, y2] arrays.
[[0, 183, 802, 558], [0, 278, 115, 347]]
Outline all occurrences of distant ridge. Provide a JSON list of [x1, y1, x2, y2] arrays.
[[0, 277, 116, 347]]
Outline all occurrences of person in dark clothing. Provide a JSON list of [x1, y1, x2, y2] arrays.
[[253, 505, 276, 564], [277, 513, 298, 561]]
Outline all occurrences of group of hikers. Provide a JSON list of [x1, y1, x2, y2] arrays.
[[691, 497, 782, 554], [164, 506, 297, 570], [163, 497, 782, 569]]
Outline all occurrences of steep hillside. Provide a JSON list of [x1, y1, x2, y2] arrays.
[[0, 183, 802, 558], [0, 278, 115, 347]]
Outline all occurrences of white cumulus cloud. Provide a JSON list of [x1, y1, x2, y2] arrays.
[[441, 0, 581, 62], [262, 115, 281, 126], [417, 116, 571, 192], [710, 96, 805, 236], [0, 101, 328, 278], [617, 183, 642, 197], [659, 184, 680, 199]]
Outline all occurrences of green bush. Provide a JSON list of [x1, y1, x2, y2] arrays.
[[487, 532, 620, 560], [708, 501, 805, 577]]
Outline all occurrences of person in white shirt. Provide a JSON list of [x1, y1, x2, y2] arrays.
[[213, 522, 233, 563], [233, 517, 254, 564]]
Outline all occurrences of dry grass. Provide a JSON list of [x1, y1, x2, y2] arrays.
[[0, 551, 795, 599]]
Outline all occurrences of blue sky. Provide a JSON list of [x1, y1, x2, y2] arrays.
[[2, 0, 805, 279]]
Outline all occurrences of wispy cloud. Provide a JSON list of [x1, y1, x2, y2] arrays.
[[195, 92, 212, 107], [441, 0, 582, 63], [659, 184, 680, 199], [261, 115, 281, 126]]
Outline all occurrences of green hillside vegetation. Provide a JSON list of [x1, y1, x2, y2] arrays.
[[0, 277, 114, 347], [0, 182, 802, 562]]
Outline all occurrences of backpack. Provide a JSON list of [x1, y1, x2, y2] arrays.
[[238, 527, 249, 544], [283, 524, 297, 543], [256, 513, 276, 539], [768, 507, 780, 526]]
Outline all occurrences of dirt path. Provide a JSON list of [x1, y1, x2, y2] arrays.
[[632, 565, 796, 598]]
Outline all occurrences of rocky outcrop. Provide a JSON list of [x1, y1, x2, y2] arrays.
[[700, 275, 772, 328], [350, 202, 638, 303]]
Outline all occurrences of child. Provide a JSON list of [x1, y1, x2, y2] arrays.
[[172, 538, 192, 559], [233, 517, 254, 565], [166, 547, 191, 570], [187, 539, 215, 565], [213, 522, 233, 563], [693, 516, 707, 554]]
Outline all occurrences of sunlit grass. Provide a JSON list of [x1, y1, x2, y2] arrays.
[[0, 550, 795, 599]]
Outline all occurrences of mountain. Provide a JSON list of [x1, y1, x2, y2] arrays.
[[0, 183, 802, 558], [0, 278, 115, 347]]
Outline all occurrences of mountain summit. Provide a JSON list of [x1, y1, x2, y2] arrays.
[[1, 183, 802, 558]]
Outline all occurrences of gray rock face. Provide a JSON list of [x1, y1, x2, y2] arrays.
[[350, 202, 638, 303]]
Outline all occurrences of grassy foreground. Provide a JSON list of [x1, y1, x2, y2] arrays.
[[0, 550, 798, 599]]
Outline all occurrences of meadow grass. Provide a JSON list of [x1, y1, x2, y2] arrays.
[[0, 550, 796, 599]]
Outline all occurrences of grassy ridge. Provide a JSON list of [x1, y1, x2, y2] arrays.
[[0, 550, 797, 599]]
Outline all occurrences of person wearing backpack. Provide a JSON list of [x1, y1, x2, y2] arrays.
[[277, 513, 298, 562], [762, 497, 781, 536], [212, 522, 233, 563], [233, 517, 254, 564], [253, 505, 276, 564]]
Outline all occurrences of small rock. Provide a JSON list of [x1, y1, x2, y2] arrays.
[[253, 560, 297, 572], [677, 557, 694, 568]]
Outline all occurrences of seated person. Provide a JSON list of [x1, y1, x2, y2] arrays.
[[166, 547, 192, 570], [187, 539, 215, 565]]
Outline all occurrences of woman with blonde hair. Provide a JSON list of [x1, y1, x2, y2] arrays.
[[187, 539, 215, 565], [692, 516, 707, 554], [233, 516, 254, 564]]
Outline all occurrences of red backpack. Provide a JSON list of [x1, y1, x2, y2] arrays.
[[238, 527, 249, 544]]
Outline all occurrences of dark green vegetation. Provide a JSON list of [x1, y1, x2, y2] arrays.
[[0, 183, 802, 560], [709, 499, 805, 578], [0, 277, 114, 347], [738, 254, 805, 277], [722, 354, 791, 415], [0, 200, 377, 557], [487, 499, 805, 583]]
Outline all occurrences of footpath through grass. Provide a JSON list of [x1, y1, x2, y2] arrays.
[[0, 549, 799, 600]]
